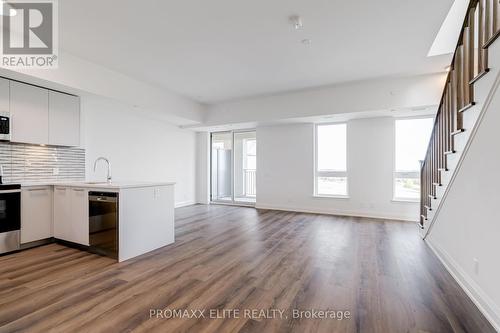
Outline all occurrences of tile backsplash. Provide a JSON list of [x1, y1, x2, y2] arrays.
[[0, 142, 85, 183]]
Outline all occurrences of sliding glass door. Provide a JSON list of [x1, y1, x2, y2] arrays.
[[234, 131, 256, 203], [211, 130, 256, 205], [211, 132, 233, 202]]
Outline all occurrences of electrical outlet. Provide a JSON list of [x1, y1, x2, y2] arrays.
[[473, 258, 479, 275], [52, 167, 59, 175]]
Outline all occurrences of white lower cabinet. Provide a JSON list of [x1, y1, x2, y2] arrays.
[[21, 186, 53, 244], [69, 188, 89, 245], [53, 187, 70, 241], [53, 187, 89, 245]]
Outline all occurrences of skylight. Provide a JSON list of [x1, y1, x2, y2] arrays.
[[428, 0, 470, 57]]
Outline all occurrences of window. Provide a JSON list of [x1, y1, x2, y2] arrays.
[[211, 130, 257, 204], [244, 139, 256, 170], [394, 118, 434, 200], [315, 123, 348, 196], [243, 138, 256, 197]]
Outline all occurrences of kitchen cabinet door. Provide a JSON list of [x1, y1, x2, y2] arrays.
[[0, 78, 9, 114], [69, 187, 89, 245], [54, 187, 89, 245], [10, 81, 49, 144], [49, 91, 80, 147], [53, 187, 71, 241], [21, 186, 53, 244]]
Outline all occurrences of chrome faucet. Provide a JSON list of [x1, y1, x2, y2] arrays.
[[93, 157, 112, 183]]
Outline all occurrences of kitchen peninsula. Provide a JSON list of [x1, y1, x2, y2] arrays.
[[21, 181, 175, 262]]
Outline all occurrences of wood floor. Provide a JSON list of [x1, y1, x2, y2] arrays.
[[0, 205, 494, 333]]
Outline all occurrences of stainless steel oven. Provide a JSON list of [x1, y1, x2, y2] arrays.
[[0, 184, 21, 254], [0, 112, 11, 141]]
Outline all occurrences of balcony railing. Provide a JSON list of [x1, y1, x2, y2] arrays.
[[420, 0, 499, 228], [244, 169, 256, 197]]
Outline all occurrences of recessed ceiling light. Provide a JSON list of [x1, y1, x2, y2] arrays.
[[301, 39, 311, 45]]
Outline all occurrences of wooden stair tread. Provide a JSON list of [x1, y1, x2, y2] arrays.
[[458, 102, 475, 113], [451, 129, 465, 136], [470, 69, 490, 84], [484, 30, 500, 48]]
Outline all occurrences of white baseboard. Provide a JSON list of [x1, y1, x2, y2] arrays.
[[426, 238, 500, 332], [255, 203, 417, 222], [174, 200, 196, 208]]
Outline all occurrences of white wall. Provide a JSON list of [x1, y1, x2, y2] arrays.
[[196, 132, 210, 204], [256, 118, 419, 221], [83, 94, 197, 207], [426, 73, 500, 330]]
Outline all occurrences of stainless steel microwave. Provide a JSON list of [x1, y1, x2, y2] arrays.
[[0, 112, 10, 141]]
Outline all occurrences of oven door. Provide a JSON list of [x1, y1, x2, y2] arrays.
[[0, 190, 21, 253]]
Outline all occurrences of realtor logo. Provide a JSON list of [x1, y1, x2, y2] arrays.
[[1, 0, 58, 68]]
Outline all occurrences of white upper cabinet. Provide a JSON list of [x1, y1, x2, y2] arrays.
[[0, 78, 9, 113], [8, 80, 80, 147], [48, 91, 80, 147], [10, 81, 49, 145]]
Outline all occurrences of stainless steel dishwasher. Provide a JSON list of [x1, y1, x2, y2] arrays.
[[89, 192, 118, 259]]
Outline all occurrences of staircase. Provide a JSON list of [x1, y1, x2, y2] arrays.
[[420, 0, 500, 235]]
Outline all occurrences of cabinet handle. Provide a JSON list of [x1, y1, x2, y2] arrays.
[[28, 188, 47, 192], [55, 187, 67, 191], [72, 188, 84, 192]]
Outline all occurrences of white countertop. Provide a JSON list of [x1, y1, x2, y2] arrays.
[[19, 181, 176, 189]]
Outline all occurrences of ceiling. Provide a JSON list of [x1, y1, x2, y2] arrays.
[[59, 0, 454, 104]]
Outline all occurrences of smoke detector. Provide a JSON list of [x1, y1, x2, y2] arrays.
[[289, 15, 303, 30]]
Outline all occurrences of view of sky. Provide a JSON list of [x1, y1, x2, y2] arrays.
[[395, 118, 434, 171], [317, 124, 347, 171]]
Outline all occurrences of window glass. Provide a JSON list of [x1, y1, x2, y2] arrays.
[[317, 177, 347, 196], [315, 123, 348, 196], [317, 124, 347, 171], [395, 118, 433, 171], [394, 118, 434, 200]]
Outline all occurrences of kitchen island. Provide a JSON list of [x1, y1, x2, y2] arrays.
[[21, 181, 175, 262]]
